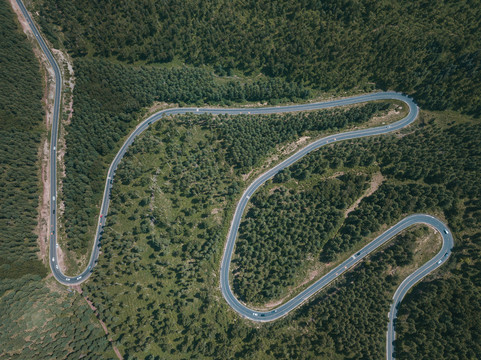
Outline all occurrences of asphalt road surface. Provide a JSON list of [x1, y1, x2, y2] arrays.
[[18, 1, 453, 358]]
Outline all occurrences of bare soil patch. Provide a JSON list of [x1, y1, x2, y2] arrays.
[[279, 136, 311, 155], [345, 172, 384, 217], [35, 140, 50, 262]]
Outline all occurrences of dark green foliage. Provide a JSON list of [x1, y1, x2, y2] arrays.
[[317, 121, 481, 262], [395, 275, 481, 359], [321, 182, 449, 262], [84, 115, 432, 358], [0, 0, 45, 280], [216, 102, 388, 171], [234, 173, 369, 303], [34, 0, 481, 116], [62, 59, 309, 252], [83, 110, 481, 358], [279, 231, 420, 359]]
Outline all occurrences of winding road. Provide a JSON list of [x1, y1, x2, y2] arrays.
[[16, 1, 453, 358]]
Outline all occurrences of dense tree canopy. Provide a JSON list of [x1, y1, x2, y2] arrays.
[[0, 0, 45, 280], [32, 0, 481, 116]]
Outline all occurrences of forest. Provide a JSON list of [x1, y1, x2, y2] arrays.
[[61, 58, 310, 253], [4, 0, 481, 358], [230, 111, 481, 308], [0, 0, 45, 280], [31, 0, 481, 117], [233, 173, 370, 304], [0, 2, 113, 358], [81, 107, 481, 359]]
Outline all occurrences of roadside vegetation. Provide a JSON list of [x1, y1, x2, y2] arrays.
[[60, 58, 310, 258], [231, 109, 481, 326], [0, 2, 113, 358], [81, 106, 481, 359], [234, 172, 371, 304], [83, 106, 397, 357]]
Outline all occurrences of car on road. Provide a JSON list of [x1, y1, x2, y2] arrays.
[[52, 257, 55, 262], [253, 313, 258, 316], [444, 229, 449, 234], [437, 259, 442, 264], [55, 265, 59, 269], [77, 276, 82, 280]]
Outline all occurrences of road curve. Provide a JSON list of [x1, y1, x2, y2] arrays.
[[17, 1, 452, 358]]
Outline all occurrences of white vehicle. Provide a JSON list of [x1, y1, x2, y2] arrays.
[[444, 229, 449, 234], [253, 313, 258, 316], [65, 278, 70, 281], [52, 257, 55, 262], [53, 146, 56, 151], [196, 108, 199, 112], [55, 265, 59, 269], [77, 276, 82, 280], [52, 196, 55, 201], [437, 259, 442, 264]]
